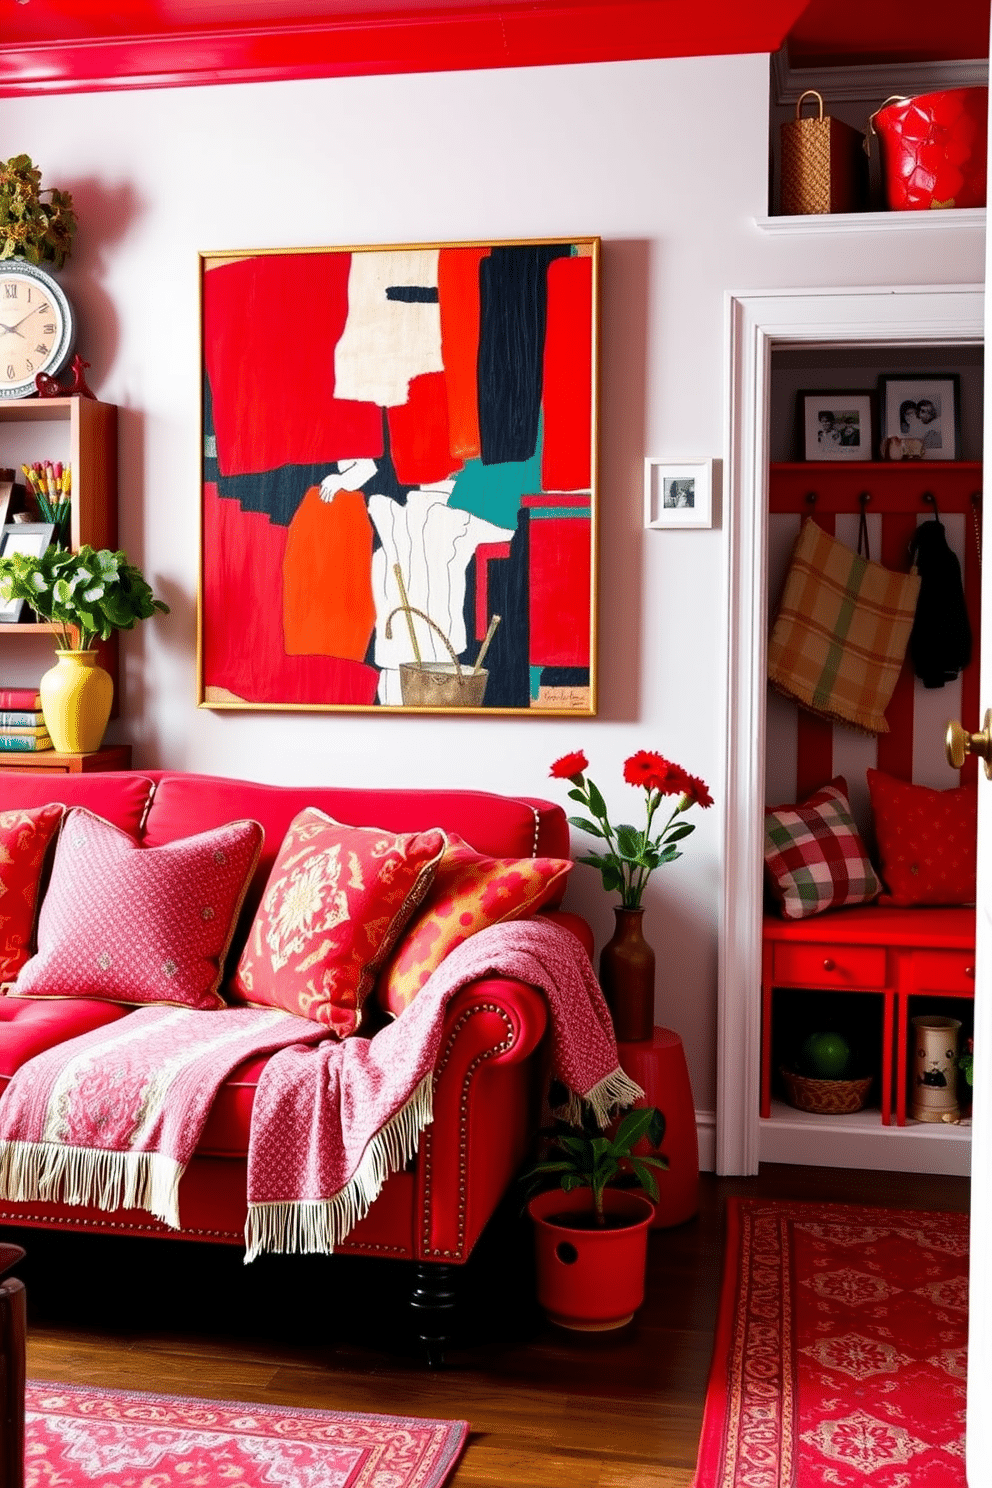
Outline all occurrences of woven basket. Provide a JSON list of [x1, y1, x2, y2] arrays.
[[780, 1068, 872, 1115]]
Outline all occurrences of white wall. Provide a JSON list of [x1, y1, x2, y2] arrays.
[[3, 54, 984, 1117]]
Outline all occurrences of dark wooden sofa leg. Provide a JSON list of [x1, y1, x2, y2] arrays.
[[410, 1262, 458, 1368], [0, 1246, 26, 1488]]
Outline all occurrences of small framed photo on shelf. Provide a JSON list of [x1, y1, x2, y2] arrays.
[[644, 458, 715, 529], [0, 522, 55, 624], [878, 374, 960, 461], [800, 391, 874, 461]]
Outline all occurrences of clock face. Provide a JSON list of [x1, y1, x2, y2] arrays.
[[0, 263, 74, 400]]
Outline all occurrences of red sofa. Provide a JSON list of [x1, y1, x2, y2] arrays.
[[0, 770, 586, 1363]]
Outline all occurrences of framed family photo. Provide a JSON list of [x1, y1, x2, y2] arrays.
[[199, 237, 599, 715], [644, 458, 714, 529], [878, 374, 959, 461], [800, 390, 873, 461]]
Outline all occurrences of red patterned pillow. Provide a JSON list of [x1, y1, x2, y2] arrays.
[[867, 768, 977, 907], [0, 802, 64, 983], [764, 776, 881, 920], [11, 807, 263, 1009], [377, 833, 573, 1017], [232, 809, 446, 1035]]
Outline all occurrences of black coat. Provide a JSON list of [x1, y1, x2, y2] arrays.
[[907, 519, 972, 689]]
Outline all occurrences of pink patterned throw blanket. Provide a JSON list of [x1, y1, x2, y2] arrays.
[[0, 921, 642, 1257]]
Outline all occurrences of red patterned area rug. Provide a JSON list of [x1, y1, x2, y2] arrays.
[[24, 1381, 468, 1488], [694, 1198, 968, 1488]]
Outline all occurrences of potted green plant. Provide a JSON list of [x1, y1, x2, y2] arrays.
[[0, 154, 76, 268], [523, 1100, 668, 1331], [0, 544, 168, 753]]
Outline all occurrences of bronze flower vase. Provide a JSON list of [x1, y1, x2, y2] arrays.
[[599, 907, 655, 1043]]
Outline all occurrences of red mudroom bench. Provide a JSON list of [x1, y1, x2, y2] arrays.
[[0, 769, 593, 1363], [762, 905, 975, 1125]]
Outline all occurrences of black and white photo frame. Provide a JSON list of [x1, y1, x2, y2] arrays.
[[644, 458, 715, 529], [878, 374, 959, 461]]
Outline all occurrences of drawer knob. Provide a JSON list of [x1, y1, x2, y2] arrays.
[[822, 958, 835, 971], [966, 965, 976, 979]]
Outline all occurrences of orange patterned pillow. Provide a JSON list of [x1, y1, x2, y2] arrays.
[[232, 809, 446, 1035], [0, 802, 64, 983], [377, 833, 573, 1017]]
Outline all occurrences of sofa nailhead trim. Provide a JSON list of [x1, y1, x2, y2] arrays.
[[420, 1000, 514, 1260], [0, 1208, 239, 1240]]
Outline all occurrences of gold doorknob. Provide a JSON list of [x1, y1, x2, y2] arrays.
[[946, 709, 992, 778]]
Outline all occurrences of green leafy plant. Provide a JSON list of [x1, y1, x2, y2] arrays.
[[960, 1038, 974, 1089], [522, 1101, 669, 1228], [549, 749, 713, 909], [0, 155, 76, 268], [0, 544, 169, 651]]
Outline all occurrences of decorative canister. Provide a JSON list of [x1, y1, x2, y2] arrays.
[[868, 88, 988, 210], [911, 1015, 962, 1123]]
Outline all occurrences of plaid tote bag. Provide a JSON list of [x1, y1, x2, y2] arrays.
[[768, 519, 920, 735]]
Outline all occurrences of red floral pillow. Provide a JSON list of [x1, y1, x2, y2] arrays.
[[232, 809, 446, 1035], [377, 833, 573, 1017], [0, 802, 64, 983], [11, 807, 263, 1009], [867, 768, 977, 907]]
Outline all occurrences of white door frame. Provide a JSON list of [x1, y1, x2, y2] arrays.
[[718, 283, 986, 1175], [718, 281, 988, 1475]]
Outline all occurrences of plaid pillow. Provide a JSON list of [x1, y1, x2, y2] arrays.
[[768, 520, 920, 735], [764, 777, 881, 920]]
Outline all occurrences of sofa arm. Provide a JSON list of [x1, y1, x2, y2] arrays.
[[415, 975, 548, 1262]]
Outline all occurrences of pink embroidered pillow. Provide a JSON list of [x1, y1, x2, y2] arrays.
[[867, 768, 977, 907], [232, 809, 446, 1035], [11, 807, 263, 1010], [378, 833, 573, 1017], [0, 802, 64, 983]]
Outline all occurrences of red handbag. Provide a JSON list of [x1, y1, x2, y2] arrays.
[[867, 87, 988, 210]]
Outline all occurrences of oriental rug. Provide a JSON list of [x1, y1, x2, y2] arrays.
[[23, 1381, 469, 1488], [694, 1198, 968, 1488]]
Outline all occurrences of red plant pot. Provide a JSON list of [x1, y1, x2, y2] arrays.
[[527, 1187, 655, 1331]]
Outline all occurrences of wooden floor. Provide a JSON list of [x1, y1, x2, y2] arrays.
[[18, 1163, 970, 1488]]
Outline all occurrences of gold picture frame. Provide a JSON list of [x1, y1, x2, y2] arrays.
[[198, 237, 599, 715]]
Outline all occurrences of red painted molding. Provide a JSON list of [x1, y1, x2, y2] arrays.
[[0, 1, 810, 98]]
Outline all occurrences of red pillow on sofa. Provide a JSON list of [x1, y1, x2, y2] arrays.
[[11, 807, 263, 1010], [867, 768, 977, 907], [231, 809, 446, 1036], [377, 833, 573, 1017], [0, 802, 64, 983]]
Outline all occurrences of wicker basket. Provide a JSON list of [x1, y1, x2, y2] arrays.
[[780, 1068, 872, 1115]]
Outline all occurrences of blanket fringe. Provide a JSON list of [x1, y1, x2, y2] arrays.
[[243, 1071, 435, 1262], [0, 1139, 184, 1229], [563, 1066, 645, 1129]]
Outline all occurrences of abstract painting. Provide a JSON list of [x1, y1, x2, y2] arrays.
[[198, 238, 599, 714]]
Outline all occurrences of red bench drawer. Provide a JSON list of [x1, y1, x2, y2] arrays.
[[772, 943, 887, 988], [910, 949, 977, 995]]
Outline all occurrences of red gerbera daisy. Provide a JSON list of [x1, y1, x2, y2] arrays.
[[680, 772, 714, 809], [623, 750, 686, 795], [550, 750, 589, 781]]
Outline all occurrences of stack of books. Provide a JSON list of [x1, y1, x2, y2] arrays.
[[0, 689, 52, 751]]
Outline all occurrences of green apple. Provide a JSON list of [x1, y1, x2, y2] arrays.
[[801, 1031, 851, 1079]]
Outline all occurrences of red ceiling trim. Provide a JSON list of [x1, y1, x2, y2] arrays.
[[0, 1, 809, 97]]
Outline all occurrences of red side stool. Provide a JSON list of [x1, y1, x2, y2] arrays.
[[617, 1027, 699, 1227]]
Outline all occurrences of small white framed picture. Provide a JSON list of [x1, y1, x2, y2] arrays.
[[644, 458, 714, 529], [800, 390, 874, 461]]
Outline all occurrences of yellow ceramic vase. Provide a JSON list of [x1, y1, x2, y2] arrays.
[[40, 650, 114, 754]]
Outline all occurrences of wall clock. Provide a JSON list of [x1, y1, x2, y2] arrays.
[[0, 262, 75, 400]]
